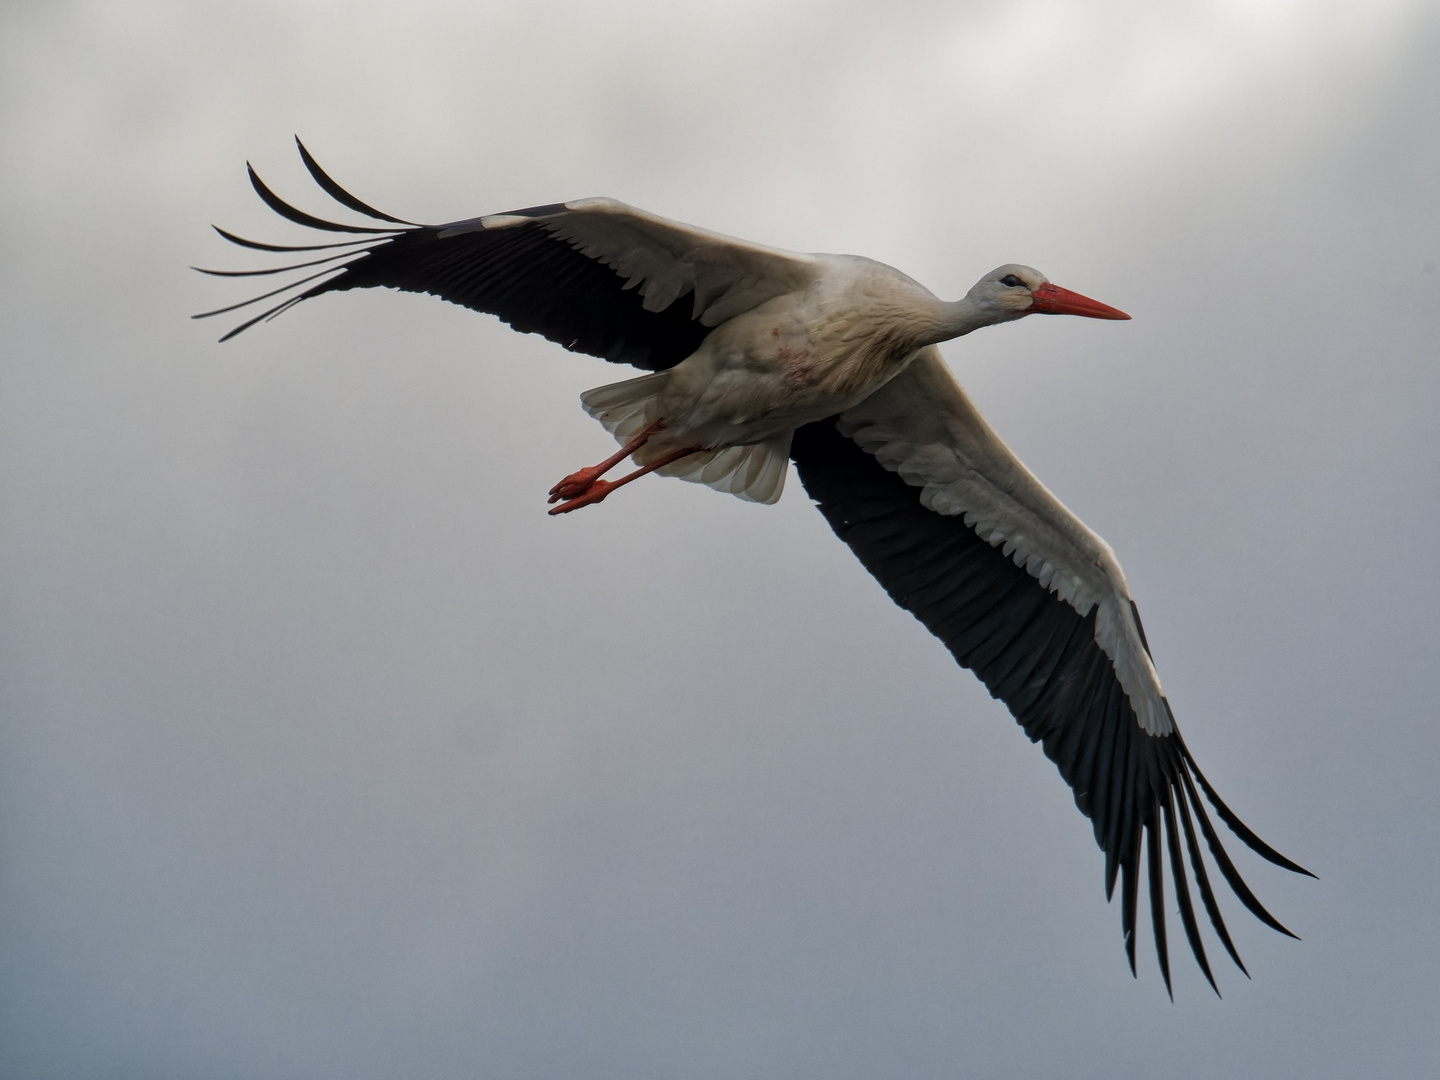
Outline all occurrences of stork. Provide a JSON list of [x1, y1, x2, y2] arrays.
[[196, 139, 1311, 996]]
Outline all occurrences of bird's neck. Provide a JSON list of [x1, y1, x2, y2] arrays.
[[911, 296, 997, 346]]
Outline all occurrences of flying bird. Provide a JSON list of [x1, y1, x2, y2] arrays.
[[197, 139, 1311, 997]]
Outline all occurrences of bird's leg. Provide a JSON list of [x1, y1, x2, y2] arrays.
[[547, 420, 666, 503], [548, 445, 700, 515]]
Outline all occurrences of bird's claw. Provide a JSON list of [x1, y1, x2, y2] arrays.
[[548, 466, 604, 503], [548, 479, 615, 515]]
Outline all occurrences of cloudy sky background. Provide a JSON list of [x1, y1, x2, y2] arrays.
[[2, 1, 1438, 1076]]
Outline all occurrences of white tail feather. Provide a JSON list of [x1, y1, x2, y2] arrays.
[[580, 374, 790, 504], [647, 436, 791, 503], [580, 372, 668, 443]]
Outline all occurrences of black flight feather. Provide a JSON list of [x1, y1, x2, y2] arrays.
[[246, 163, 395, 235], [212, 225, 375, 253], [1147, 818, 1172, 999], [294, 137, 416, 225]]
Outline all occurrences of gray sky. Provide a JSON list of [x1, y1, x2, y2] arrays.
[[2, 1, 1438, 1076]]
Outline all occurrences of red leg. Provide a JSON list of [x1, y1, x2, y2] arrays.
[[548, 445, 700, 515], [547, 420, 666, 503]]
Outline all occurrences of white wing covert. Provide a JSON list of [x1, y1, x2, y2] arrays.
[[484, 197, 817, 327]]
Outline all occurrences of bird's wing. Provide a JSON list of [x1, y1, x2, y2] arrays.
[[790, 347, 1311, 996], [194, 139, 818, 369]]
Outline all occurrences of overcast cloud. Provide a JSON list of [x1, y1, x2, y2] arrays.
[[2, 2, 1438, 1077]]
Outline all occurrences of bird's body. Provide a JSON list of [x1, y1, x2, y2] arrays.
[[198, 141, 1310, 996], [579, 254, 983, 504], [643, 255, 930, 444]]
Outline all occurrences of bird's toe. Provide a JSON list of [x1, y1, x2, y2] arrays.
[[548, 466, 606, 502], [548, 479, 615, 515]]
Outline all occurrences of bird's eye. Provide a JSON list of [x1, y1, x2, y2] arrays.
[[1000, 274, 1024, 288]]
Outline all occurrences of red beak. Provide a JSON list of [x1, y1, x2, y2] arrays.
[[1028, 282, 1130, 320]]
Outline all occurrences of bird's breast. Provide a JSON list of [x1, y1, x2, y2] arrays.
[[657, 297, 925, 449]]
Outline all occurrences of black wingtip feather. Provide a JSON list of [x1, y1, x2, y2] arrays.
[[1179, 740, 1316, 878], [211, 225, 376, 254], [1183, 770, 1301, 939], [215, 291, 311, 342], [246, 163, 395, 235], [191, 249, 362, 278], [191, 265, 345, 322], [1163, 788, 1219, 996], [1175, 769, 1249, 977], [1147, 819, 1173, 1000], [293, 137, 418, 226], [216, 301, 287, 342], [1122, 835, 1140, 977]]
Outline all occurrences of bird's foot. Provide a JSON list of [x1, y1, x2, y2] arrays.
[[547, 465, 607, 503], [548, 420, 669, 504], [548, 479, 616, 515]]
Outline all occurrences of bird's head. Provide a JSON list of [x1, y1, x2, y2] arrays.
[[968, 264, 1130, 324]]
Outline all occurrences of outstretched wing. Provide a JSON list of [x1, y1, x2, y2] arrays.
[[195, 139, 818, 370], [790, 348, 1311, 997]]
